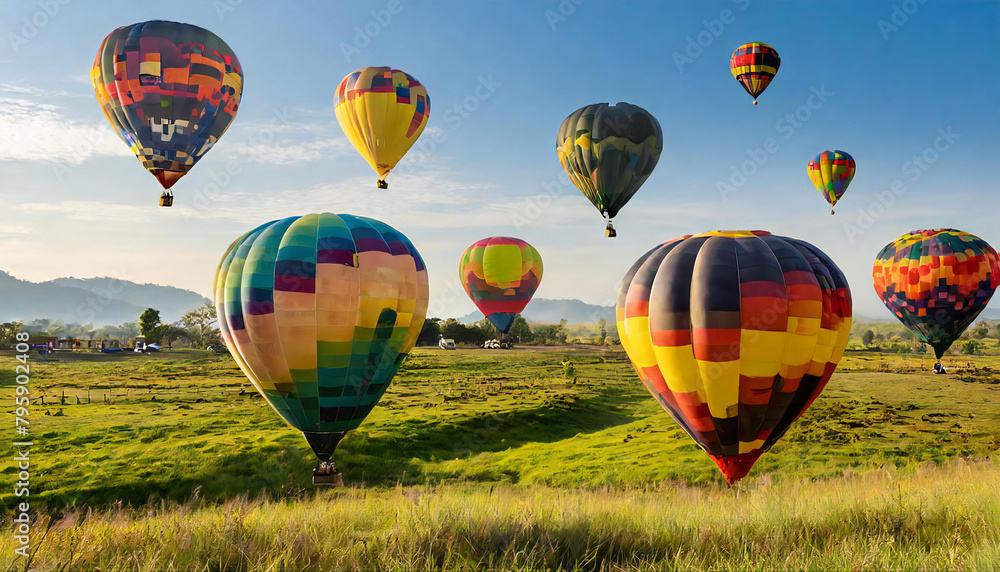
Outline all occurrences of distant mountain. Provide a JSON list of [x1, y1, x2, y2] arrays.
[[454, 298, 615, 325], [0, 271, 210, 326]]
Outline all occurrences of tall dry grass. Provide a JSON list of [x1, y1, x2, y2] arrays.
[[3, 457, 998, 571]]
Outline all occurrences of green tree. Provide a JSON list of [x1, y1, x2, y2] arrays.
[[477, 317, 500, 340], [180, 303, 219, 349], [161, 325, 190, 350], [971, 321, 990, 339], [0, 321, 22, 348], [509, 315, 533, 343], [140, 308, 161, 339], [416, 318, 442, 346], [597, 317, 608, 344], [862, 330, 875, 346], [962, 340, 980, 355]]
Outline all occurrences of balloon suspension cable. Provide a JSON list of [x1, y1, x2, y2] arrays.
[[377, 179, 389, 189]]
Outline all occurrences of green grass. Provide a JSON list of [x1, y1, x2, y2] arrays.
[[2, 346, 1000, 570]]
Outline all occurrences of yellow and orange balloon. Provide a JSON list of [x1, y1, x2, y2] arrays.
[[335, 66, 430, 188]]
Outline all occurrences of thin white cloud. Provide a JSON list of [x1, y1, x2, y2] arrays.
[[0, 96, 129, 164], [225, 137, 352, 164], [0, 224, 34, 234], [0, 83, 87, 97], [17, 201, 153, 223]]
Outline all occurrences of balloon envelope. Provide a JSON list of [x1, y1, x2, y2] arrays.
[[214, 213, 429, 461], [556, 102, 662, 234], [334, 67, 430, 187], [617, 230, 852, 485], [460, 237, 543, 334], [91, 20, 243, 192], [808, 150, 856, 212], [873, 229, 999, 359], [730, 43, 780, 104]]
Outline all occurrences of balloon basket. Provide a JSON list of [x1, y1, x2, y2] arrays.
[[159, 192, 174, 207], [312, 462, 344, 487], [605, 223, 617, 238], [377, 179, 389, 189]]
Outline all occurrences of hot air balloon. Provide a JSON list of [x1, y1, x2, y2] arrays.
[[91, 21, 244, 206], [556, 102, 663, 237], [730, 43, 780, 105], [460, 237, 542, 345], [808, 150, 856, 214], [617, 230, 852, 486], [334, 67, 430, 189], [873, 229, 999, 365], [215, 213, 428, 484]]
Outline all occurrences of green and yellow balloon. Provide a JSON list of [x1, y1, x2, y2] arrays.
[[214, 213, 428, 473]]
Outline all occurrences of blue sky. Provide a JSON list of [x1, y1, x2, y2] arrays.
[[1, 0, 998, 322]]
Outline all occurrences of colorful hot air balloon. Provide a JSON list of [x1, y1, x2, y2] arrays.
[[91, 21, 244, 206], [808, 150, 856, 214], [617, 230, 852, 486], [730, 43, 780, 105], [873, 229, 999, 361], [460, 237, 543, 336], [214, 213, 429, 482], [556, 102, 663, 237], [334, 67, 430, 189]]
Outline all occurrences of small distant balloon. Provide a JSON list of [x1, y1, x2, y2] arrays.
[[808, 150, 856, 214], [556, 102, 663, 237], [730, 43, 780, 105], [460, 237, 542, 334], [334, 67, 430, 189]]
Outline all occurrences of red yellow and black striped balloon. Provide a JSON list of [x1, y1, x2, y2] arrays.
[[616, 230, 852, 485]]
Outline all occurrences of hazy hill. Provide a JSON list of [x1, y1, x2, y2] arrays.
[[455, 298, 615, 325], [0, 271, 210, 326]]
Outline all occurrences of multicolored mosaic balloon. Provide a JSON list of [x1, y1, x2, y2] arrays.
[[459, 237, 543, 334], [730, 43, 780, 104], [808, 150, 856, 214], [873, 229, 999, 359], [215, 214, 429, 462], [556, 102, 663, 237], [617, 230, 852, 485], [92, 21, 244, 200], [335, 67, 430, 188]]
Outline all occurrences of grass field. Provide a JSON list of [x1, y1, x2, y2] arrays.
[[2, 346, 1000, 570]]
